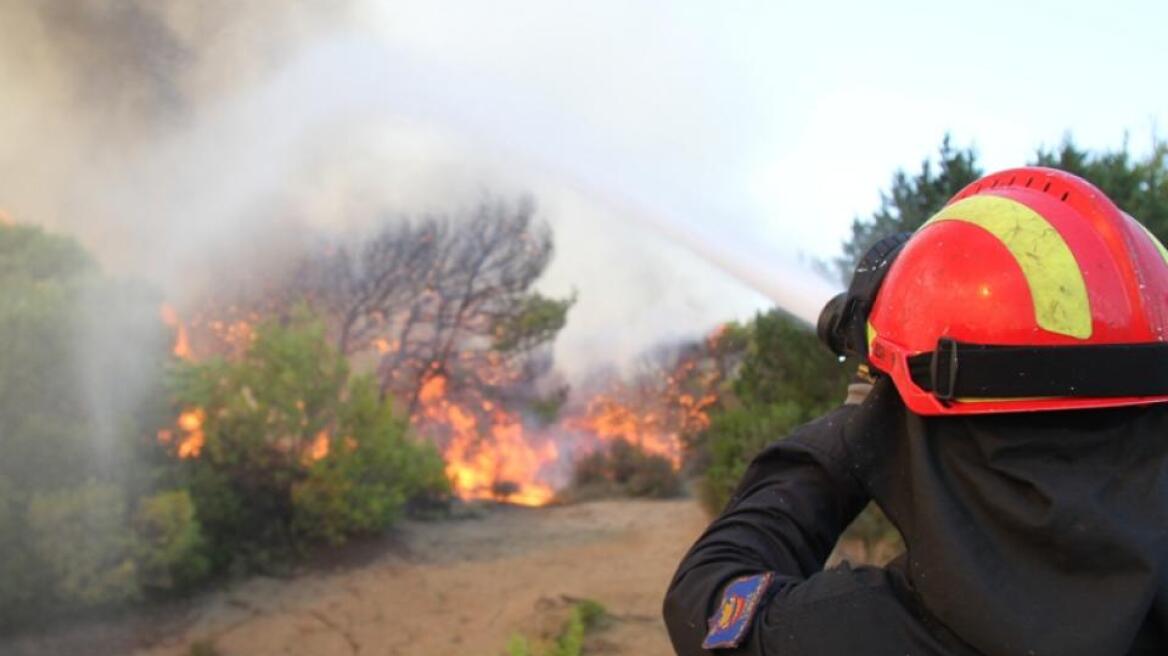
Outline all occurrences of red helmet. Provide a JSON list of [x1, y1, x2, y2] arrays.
[[862, 167, 1168, 415]]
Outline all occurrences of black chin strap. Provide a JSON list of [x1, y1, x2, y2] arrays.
[[907, 338, 1168, 400]]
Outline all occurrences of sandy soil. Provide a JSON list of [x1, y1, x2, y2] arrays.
[[2, 497, 897, 656], [112, 498, 711, 656]]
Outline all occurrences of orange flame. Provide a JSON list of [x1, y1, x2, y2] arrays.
[[159, 304, 194, 360], [154, 291, 727, 507], [567, 395, 683, 468], [414, 373, 555, 506]]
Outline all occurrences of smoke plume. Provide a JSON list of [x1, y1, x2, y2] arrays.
[[0, 1, 828, 380]]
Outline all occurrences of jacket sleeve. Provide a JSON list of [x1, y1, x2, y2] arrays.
[[662, 404, 870, 654]]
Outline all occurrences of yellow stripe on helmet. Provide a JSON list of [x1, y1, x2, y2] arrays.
[[924, 195, 1093, 339]]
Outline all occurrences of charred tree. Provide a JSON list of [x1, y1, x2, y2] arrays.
[[291, 197, 573, 418]]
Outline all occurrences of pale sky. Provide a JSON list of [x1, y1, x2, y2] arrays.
[[362, 0, 1168, 260]]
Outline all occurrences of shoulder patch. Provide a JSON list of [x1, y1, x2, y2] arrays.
[[702, 572, 776, 650]]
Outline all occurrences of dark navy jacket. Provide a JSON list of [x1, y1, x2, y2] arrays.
[[663, 378, 1168, 655]]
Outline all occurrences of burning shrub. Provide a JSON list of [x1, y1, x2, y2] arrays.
[[167, 310, 449, 568], [292, 377, 450, 544], [566, 439, 683, 501]]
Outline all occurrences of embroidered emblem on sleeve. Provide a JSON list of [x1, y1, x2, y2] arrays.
[[702, 572, 776, 650]]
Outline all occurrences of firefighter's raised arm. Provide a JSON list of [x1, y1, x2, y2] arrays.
[[663, 378, 956, 655]]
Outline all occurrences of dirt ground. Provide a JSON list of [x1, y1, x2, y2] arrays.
[[5, 498, 709, 656], [146, 498, 707, 656], [4, 497, 896, 656]]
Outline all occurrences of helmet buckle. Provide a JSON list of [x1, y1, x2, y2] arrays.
[[931, 337, 960, 400]]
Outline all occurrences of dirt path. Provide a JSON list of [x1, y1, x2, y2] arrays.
[[124, 498, 708, 656]]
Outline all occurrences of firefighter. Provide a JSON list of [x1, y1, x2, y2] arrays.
[[663, 167, 1168, 655]]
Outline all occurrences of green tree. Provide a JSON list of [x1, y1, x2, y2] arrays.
[[838, 134, 1168, 276], [0, 224, 176, 624], [492, 292, 576, 353], [733, 310, 851, 412]]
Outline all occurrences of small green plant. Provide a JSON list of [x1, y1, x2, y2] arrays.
[[504, 599, 608, 656], [507, 634, 533, 656]]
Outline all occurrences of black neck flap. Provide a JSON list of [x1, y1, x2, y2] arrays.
[[907, 338, 1168, 400]]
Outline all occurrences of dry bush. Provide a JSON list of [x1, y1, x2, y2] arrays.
[[563, 439, 682, 502]]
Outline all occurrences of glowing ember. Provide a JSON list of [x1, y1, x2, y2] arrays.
[[308, 430, 330, 461], [373, 338, 399, 354], [173, 408, 206, 459]]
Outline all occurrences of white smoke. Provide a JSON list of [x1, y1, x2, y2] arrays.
[[0, 2, 838, 380]]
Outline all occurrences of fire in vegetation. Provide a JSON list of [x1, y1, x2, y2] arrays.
[[566, 331, 729, 469], [159, 304, 193, 361], [413, 371, 560, 506], [156, 407, 206, 459], [154, 201, 743, 506], [159, 302, 255, 361], [157, 302, 736, 505]]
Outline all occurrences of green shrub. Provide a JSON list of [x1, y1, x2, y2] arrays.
[[570, 450, 609, 488], [507, 634, 533, 656], [0, 476, 45, 626], [698, 402, 804, 514], [505, 599, 607, 656], [550, 599, 607, 656], [133, 489, 209, 592], [26, 482, 139, 607], [695, 310, 903, 559], [624, 453, 682, 498], [293, 376, 450, 543]]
